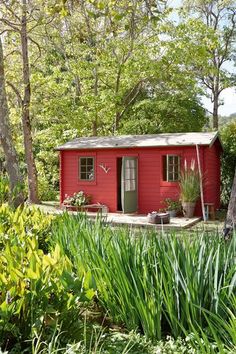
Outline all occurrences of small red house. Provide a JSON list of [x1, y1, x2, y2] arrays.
[[56, 132, 222, 215]]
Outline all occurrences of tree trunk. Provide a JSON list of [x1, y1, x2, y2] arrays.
[[226, 167, 236, 225], [92, 66, 98, 136], [21, 0, 40, 203], [212, 92, 219, 130], [0, 37, 24, 207], [212, 72, 220, 130]]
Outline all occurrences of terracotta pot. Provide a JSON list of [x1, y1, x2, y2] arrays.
[[182, 202, 196, 218]]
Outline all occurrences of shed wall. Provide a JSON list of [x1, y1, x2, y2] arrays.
[[203, 141, 221, 210], [60, 144, 220, 215]]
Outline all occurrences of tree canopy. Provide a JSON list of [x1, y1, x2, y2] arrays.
[[0, 0, 235, 201]]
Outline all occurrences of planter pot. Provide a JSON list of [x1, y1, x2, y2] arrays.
[[182, 202, 196, 218], [147, 213, 159, 224], [168, 210, 177, 218], [147, 212, 170, 224]]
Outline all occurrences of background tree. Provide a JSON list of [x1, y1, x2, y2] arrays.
[[184, 0, 236, 129], [0, 36, 24, 207], [0, 0, 212, 201], [0, 0, 43, 203]]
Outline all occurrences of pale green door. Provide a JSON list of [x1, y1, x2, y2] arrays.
[[121, 157, 138, 213]]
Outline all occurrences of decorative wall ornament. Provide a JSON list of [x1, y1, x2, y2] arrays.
[[99, 163, 111, 174]]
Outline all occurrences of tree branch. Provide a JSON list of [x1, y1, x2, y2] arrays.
[[6, 81, 23, 107], [28, 36, 41, 63], [0, 18, 21, 32]]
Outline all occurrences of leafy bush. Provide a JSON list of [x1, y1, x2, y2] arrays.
[[220, 122, 236, 205], [0, 174, 9, 204], [38, 174, 59, 201], [0, 206, 96, 352], [163, 198, 182, 211], [0, 205, 53, 253]]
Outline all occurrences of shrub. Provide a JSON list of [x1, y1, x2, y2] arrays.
[[38, 174, 59, 201], [0, 173, 9, 204], [0, 205, 54, 253], [163, 198, 182, 211], [220, 122, 236, 205], [0, 206, 96, 352]]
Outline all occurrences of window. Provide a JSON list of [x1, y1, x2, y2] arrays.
[[124, 159, 136, 192], [79, 157, 94, 181], [163, 155, 180, 182]]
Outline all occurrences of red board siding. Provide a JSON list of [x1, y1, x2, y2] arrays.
[[59, 142, 221, 215], [203, 141, 221, 210]]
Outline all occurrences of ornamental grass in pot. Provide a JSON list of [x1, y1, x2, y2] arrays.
[[179, 160, 200, 218]]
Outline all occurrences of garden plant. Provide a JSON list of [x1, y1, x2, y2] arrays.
[[0, 206, 235, 353]]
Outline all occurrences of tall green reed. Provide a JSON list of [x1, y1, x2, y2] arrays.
[[51, 213, 236, 350]]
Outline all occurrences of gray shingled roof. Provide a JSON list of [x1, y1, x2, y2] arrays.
[[56, 132, 221, 150]]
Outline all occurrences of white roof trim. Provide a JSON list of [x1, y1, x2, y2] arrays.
[[56, 132, 222, 151]]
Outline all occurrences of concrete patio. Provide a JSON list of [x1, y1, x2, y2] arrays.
[[89, 212, 201, 229], [32, 202, 201, 230]]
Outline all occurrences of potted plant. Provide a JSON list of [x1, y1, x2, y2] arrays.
[[163, 198, 182, 217], [179, 160, 200, 218], [63, 191, 91, 210]]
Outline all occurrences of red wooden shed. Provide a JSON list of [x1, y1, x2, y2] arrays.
[[56, 132, 222, 216]]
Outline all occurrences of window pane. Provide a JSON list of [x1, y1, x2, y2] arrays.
[[130, 168, 135, 179], [130, 179, 136, 191], [127, 168, 131, 179], [125, 180, 131, 191], [79, 157, 94, 180], [87, 166, 94, 180], [80, 158, 86, 166], [162, 156, 167, 181], [80, 172, 87, 179], [87, 158, 93, 165], [168, 172, 174, 181]]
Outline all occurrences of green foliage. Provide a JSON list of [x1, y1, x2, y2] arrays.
[[0, 208, 235, 352], [0, 174, 25, 207], [0, 206, 96, 352], [179, 161, 200, 202], [220, 122, 236, 205], [163, 198, 182, 211], [1, 0, 213, 201], [51, 213, 236, 352], [0, 174, 9, 204], [0, 204, 53, 253]]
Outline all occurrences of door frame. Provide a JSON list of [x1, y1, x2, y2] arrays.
[[116, 154, 138, 213]]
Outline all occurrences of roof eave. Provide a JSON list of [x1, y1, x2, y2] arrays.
[[208, 132, 223, 150], [55, 143, 213, 151]]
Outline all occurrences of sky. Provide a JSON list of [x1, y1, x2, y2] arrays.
[[202, 88, 236, 116], [169, 0, 236, 116]]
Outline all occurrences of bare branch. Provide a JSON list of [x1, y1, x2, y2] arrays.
[[28, 36, 41, 63], [0, 18, 21, 32], [4, 49, 21, 59], [1, 2, 21, 22], [6, 81, 23, 106]]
